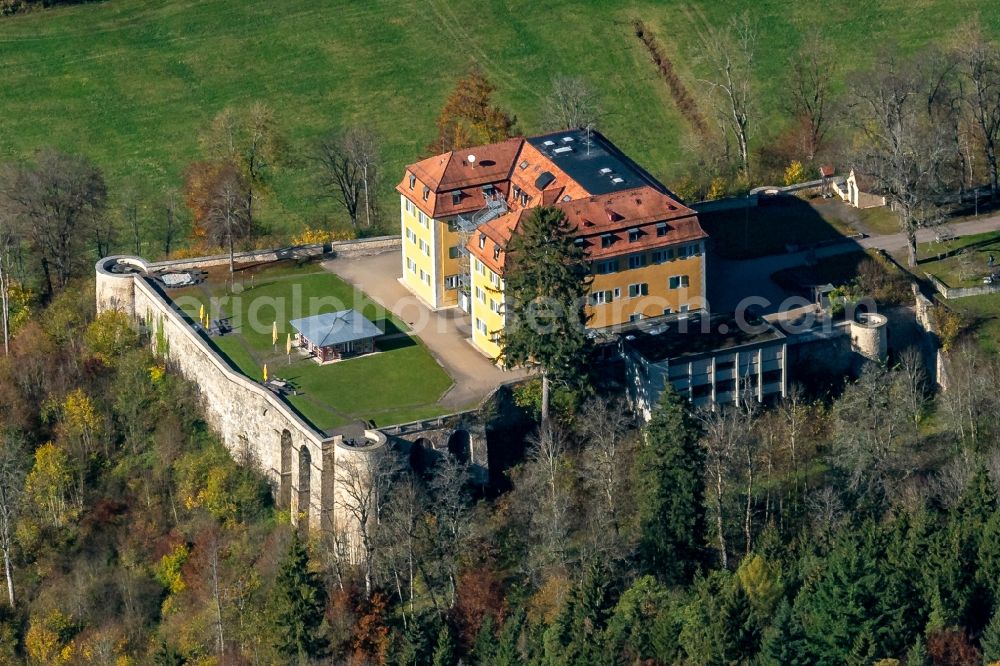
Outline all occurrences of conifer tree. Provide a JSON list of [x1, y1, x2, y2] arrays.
[[635, 387, 705, 584], [758, 599, 810, 665], [494, 610, 526, 666], [982, 607, 1000, 664], [905, 638, 930, 666], [500, 205, 592, 422], [272, 534, 329, 663], [431, 624, 456, 666]]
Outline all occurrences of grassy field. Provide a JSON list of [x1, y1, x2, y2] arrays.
[[2, 0, 999, 251], [169, 261, 453, 430], [915, 231, 1000, 287]]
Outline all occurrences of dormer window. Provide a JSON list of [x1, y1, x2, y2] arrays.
[[452, 191, 462, 205], [422, 186, 430, 201], [628, 228, 642, 243], [493, 245, 501, 260], [656, 222, 668, 237], [601, 234, 615, 248], [409, 173, 416, 189], [521, 193, 529, 206], [479, 233, 487, 249]]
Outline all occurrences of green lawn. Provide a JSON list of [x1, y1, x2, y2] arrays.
[[915, 231, 1000, 287], [946, 294, 1000, 355], [167, 261, 453, 430], [858, 207, 901, 236], [3, 0, 1000, 250]]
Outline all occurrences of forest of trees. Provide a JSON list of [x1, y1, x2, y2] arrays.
[[3, 275, 1000, 664]]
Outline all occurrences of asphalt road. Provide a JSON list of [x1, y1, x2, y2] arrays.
[[709, 214, 1000, 315]]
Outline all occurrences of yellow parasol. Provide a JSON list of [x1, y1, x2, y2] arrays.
[[199, 303, 205, 325], [272, 321, 278, 350], [263, 364, 268, 383], [286, 333, 293, 364]]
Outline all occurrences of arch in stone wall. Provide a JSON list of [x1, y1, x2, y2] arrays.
[[279, 430, 293, 509], [447, 429, 471, 463], [298, 446, 312, 533], [409, 437, 434, 474]]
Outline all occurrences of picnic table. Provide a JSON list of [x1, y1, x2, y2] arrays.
[[208, 318, 232, 336], [265, 378, 297, 396]]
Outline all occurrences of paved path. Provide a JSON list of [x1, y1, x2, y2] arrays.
[[710, 214, 1000, 314], [323, 252, 528, 411], [858, 215, 1000, 253]]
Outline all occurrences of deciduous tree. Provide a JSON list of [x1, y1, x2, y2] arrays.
[[787, 32, 836, 161], [314, 127, 382, 229], [200, 103, 284, 231], [0, 150, 107, 298], [542, 75, 601, 131], [697, 13, 757, 179], [851, 51, 956, 267], [0, 430, 26, 607], [428, 68, 518, 153]]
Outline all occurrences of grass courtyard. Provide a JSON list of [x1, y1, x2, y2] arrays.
[[169, 260, 453, 431]]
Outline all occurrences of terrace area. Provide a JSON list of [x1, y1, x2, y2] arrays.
[[165, 259, 457, 432]]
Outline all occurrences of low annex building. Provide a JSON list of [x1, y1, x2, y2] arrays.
[[290, 309, 381, 364], [622, 314, 788, 419], [396, 128, 708, 360]]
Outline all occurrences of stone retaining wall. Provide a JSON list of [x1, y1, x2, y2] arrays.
[[149, 235, 400, 273], [95, 255, 387, 544], [926, 273, 1000, 299]]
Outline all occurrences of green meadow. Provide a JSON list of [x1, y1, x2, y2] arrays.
[[3, 0, 1000, 247]]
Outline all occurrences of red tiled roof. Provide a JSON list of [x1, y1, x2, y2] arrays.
[[466, 185, 707, 274]]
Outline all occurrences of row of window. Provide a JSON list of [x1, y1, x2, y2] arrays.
[[588, 275, 690, 305], [471, 257, 502, 287], [473, 318, 501, 343], [594, 243, 702, 275], [600, 222, 672, 248], [406, 258, 431, 286], [407, 173, 432, 202]]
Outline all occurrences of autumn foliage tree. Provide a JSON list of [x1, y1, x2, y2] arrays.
[[428, 68, 518, 153]]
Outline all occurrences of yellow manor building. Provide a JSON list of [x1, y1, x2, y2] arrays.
[[396, 129, 708, 361]]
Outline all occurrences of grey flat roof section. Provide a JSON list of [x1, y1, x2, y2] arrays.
[[625, 314, 785, 363], [289, 310, 382, 347], [527, 128, 673, 197]]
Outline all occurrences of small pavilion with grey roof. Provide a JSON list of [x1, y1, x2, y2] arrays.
[[290, 310, 382, 364]]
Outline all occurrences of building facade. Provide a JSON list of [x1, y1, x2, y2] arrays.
[[622, 314, 788, 420], [397, 129, 708, 361]]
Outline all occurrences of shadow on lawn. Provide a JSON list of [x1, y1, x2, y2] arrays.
[[700, 195, 848, 260], [915, 235, 1000, 265], [375, 334, 416, 352]]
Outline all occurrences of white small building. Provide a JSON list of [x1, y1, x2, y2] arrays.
[[832, 169, 887, 209]]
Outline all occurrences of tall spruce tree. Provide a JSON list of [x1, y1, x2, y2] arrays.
[[431, 624, 456, 666], [272, 534, 329, 663], [500, 205, 592, 422], [635, 387, 706, 584]]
